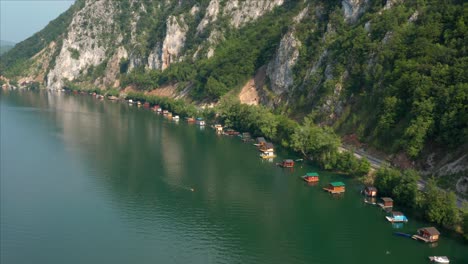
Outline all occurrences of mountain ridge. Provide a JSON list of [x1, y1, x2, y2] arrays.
[[0, 0, 466, 195]]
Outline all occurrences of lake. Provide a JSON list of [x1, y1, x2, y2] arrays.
[[1, 90, 466, 264]]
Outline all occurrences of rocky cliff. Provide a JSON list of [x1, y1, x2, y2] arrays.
[[1, 0, 466, 194]]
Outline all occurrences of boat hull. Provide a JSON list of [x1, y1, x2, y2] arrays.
[[385, 216, 408, 223], [429, 256, 450, 263]]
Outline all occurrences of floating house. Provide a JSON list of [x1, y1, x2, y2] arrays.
[[224, 129, 240, 136], [196, 117, 205, 126], [162, 110, 169, 115], [255, 137, 266, 147], [363, 186, 378, 197], [167, 112, 173, 119], [378, 197, 394, 209], [173, 115, 180, 121], [302, 172, 319, 183], [143, 102, 150, 108], [385, 211, 408, 223], [278, 159, 295, 168], [186, 117, 195, 123], [213, 124, 223, 133], [259, 143, 274, 152], [260, 150, 276, 159], [323, 182, 345, 194], [413, 227, 440, 243]]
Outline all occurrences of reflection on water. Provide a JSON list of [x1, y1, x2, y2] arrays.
[[1, 90, 467, 264]]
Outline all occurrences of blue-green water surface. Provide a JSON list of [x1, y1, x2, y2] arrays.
[[1, 91, 466, 264]]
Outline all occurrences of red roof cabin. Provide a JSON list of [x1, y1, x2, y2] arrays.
[[323, 182, 345, 194], [279, 159, 295, 168], [363, 186, 378, 197], [302, 172, 319, 183], [143, 102, 150, 108]]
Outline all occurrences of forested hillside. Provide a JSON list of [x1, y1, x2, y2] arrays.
[[0, 0, 466, 189]]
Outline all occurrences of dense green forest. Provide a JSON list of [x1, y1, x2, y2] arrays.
[[1, 0, 466, 162], [117, 0, 468, 160]]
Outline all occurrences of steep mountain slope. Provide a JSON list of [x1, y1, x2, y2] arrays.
[[1, 0, 466, 191]]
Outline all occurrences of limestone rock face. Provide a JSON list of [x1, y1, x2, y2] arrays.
[[266, 31, 301, 95], [47, 0, 117, 89], [147, 16, 188, 70], [342, 0, 368, 22], [223, 0, 284, 28]]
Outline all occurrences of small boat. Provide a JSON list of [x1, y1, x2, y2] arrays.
[[196, 117, 205, 126], [173, 115, 180, 121], [393, 232, 412, 238], [385, 211, 408, 223], [429, 256, 449, 263]]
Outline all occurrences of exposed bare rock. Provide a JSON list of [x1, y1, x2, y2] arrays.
[[47, 0, 117, 89], [223, 0, 284, 28], [147, 15, 188, 70], [197, 0, 219, 33], [342, 0, 368, 23], [384, 0, 403, 10], [104, 47, 128, 87], [266, 31, 301, 95]]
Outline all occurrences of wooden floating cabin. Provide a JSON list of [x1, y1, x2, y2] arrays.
[[278, 159, 295, 168], [186, 117, 195, 123], [363, 186, 378, 197], [213, 124, 223, 133], [166, 112, 173, 119], [412, 227, 440, 243], [323, 182, 345, 194], [152, 105, 160, 112], [385, 211, 408, 223], [302, 172, 319, 183], [260, 150, 276, 159], [255, 137, 266, 147], [378, 197, 394, 209], [259, 142, 274, 152], [224, 128, 240, 136], [143, 102, 150, 108]]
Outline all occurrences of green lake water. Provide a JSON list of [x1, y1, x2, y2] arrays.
[[1, 90, 466, 264]]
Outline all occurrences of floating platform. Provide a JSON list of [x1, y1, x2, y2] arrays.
[[412, 235, 435, 243]]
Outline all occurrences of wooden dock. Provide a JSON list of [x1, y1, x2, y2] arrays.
[[323, 188, 345, 194], [411, 235, 432, 243]]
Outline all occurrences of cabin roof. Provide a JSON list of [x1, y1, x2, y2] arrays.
[[284, 159, 294, 163], [196, 117, 203, 120], [419, 227, 440, 235], [264, 143, 274, 148], [381, 197, 393, 202], [306, 172, 319, 177], [330, 182, 345, 187], [391, 211, 404, 216], [256, 137, 266, 142], [365, 186, 377, 191]]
